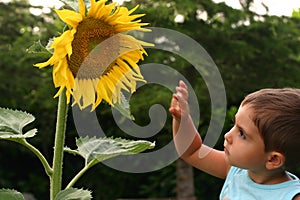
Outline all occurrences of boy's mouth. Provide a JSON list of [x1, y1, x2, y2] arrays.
[[224, 145, 229, 155]]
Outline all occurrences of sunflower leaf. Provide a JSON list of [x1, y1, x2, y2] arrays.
[[0, 108, 37, 139], [45, 37, 54, 54], [64, 146, 81, 157], [113, 92, 135, 120], [65, 136, 155, 164], [54, 188, 92, 200], [27, 40, 52, 58], [0, 189, 25, 200]]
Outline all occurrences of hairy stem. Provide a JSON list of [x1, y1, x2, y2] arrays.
[[17, 139, 53, 177], [65, 161, 96, 189], [50, 90, 68, 200]]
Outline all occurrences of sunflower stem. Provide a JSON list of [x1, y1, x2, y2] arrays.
[[50, 90, 68, 200], [65, 161, 96, 189], [17, 139, 53, 177]]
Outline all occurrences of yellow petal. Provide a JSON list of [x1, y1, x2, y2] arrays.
[[112, 67, 131, 90], [35, 0, 152, 109], [78, 0, 86, 17], [72, 79, 82, 107], [66, 69, 75, 91], [54, 86, 65, 98], [128, 5, 139, 15], [34, 58, 52, 68], [55, 9, 82, 27], [65, 90, 71, 104], [104, 76, 118, 103], [108, 70, 130, 93], [92, 0, 106, 18], [51, 31, 74, 58], [81, 79, 96, 109], [97, 78, 112, 105], [88, 0, 97, 16], [53, 59, 64, 74]]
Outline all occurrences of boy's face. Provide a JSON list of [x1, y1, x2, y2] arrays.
[[224, 105, 268, 170]]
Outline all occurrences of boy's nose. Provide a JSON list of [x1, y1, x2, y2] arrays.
[[224, 128, 233, 144]]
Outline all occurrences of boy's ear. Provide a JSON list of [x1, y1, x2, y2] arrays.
[[265, 152, 285, 170]]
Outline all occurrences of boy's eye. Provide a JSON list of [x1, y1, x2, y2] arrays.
[[239, 130, 246, 139]]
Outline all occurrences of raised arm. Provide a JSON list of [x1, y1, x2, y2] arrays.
[[169, 80, 230, 179]]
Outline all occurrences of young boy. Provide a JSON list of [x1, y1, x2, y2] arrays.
[[169, 80, 300, 200]]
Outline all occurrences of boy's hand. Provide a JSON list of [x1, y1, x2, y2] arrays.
[[169, 80, 189, 121]]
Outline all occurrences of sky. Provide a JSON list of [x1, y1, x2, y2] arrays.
[[28, 0, 126, 9], [214, 0, 300, 16], [1, 0, 300, 17]]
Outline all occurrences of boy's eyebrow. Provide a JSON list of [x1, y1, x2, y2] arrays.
[[234, 115, 251, 138]]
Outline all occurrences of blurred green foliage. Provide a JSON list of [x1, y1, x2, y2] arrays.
[[1, 0, 300, 199]]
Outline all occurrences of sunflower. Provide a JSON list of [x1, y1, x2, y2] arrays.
[[34, 0, 152, 110]]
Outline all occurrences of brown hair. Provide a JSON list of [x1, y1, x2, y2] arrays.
[[241, 88, 300, 168]]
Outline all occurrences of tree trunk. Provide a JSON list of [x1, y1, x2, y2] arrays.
[[176, 159, 197, 200]]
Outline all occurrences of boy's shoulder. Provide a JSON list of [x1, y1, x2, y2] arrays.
[[220, 167, 300, 200]]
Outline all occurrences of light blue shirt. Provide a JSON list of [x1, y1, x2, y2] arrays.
[[220, 166, 300, 200]]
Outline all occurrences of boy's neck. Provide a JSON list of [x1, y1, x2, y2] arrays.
[[248, 169, 291, 184]]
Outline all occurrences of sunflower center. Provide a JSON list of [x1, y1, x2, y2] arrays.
[[68, 17, 117, 78]]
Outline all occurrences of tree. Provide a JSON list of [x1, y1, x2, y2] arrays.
[[0, 0, 62, 198], [1, 0, 300, 199], [176, 159, 196, 200], [123, 0, 300, 199]]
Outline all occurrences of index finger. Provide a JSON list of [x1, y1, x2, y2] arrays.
[[179, 80, 187, 89]]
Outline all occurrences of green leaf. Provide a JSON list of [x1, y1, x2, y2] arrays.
[[292, 8, 300, 18], [65, 136, 155, 164], [0, 189, 25, 200], [27, 40, 52, 58], [0, 108, 37, 139], [55, 188, 92, 200], [113, 92, 135, 120]]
